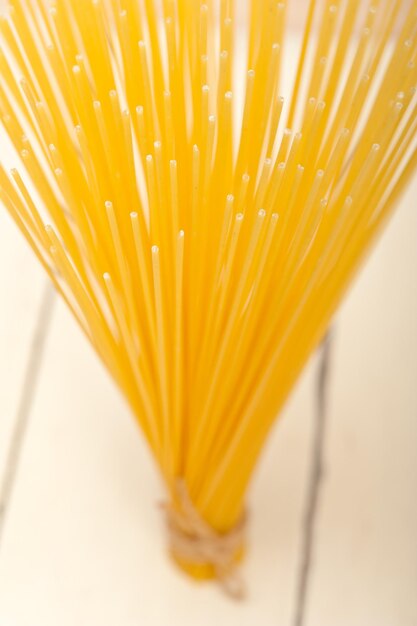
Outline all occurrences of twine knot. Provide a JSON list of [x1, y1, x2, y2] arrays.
[[161, 479, 247, 599]]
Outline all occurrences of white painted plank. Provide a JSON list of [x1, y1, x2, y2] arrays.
[[0, 209, 48, 484], [306, 177, 417, 626], [0, 294, 315, 625]]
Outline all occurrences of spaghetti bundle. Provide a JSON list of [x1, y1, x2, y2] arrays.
[[0, 0, 416, 593]]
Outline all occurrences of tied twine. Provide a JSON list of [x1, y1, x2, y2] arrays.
[[161, 479, 247, 599]]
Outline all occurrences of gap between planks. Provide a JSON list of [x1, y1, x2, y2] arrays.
[[292, 332, 333, 626], [0, 283, 55, 549]]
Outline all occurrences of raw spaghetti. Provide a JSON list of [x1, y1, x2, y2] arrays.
[[0, 0, 416, 594]]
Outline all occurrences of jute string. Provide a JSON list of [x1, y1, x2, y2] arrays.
[[161, 479, 247, 599]]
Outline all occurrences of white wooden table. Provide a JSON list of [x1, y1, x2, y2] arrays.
[[0, 174, 415, 625]]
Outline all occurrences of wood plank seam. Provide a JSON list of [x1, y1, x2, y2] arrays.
[[292, 332, 333, 626], [0, 283, 55, 550]]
